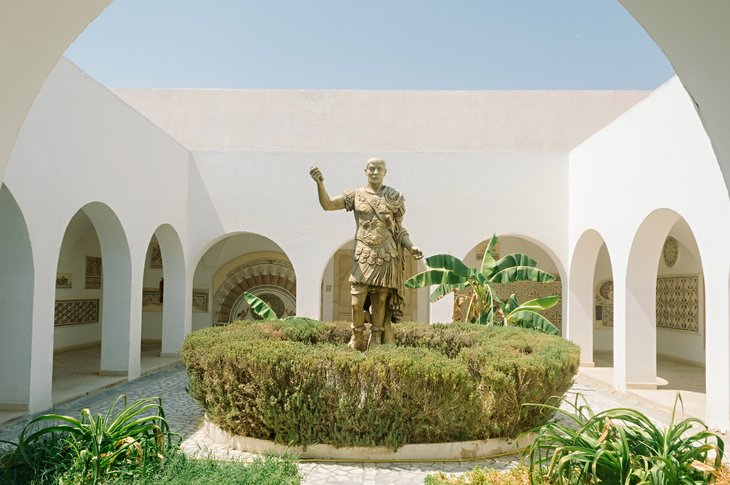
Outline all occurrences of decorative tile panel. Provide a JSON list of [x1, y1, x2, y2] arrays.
[[656, 275, 699, 331], [54, 299, 99, 326], [595, 275, 700, 332], [85, 256, 102, 289]]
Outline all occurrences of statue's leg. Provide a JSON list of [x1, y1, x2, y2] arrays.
[[350, 288, 367, 351], [382, 294, 395, 344], [368, 287, 389, 348]]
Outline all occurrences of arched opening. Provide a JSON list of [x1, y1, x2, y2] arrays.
[[568, 229, 614, 368], [459, 234, 564, 330], [320, 239, 428, 322], [140, 224, 186, 370], [191, 233, 295, 329], [624, 209, 706, 396], [593, 243, 615, 368], [0, 185, 34, 419], [52, 202, 131, 402]]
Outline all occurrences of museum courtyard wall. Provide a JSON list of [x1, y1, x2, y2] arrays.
[[569, 77, 730, 429], [3, 56, 730, 432]]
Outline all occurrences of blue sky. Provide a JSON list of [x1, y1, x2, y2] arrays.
[[66, 0, 675, 90]]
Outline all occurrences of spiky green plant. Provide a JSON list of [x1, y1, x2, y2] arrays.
[[523, 393, 724, 484], [4, 395, 173, 484]]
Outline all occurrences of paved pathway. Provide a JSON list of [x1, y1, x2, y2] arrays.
[[0, 364, 708, 485]]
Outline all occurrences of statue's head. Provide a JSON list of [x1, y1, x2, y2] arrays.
[[365, 158, 387, 185]]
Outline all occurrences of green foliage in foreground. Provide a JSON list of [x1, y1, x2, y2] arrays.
[[0, 395, 301, 485], [524, 393, 724, 485], [0, 395, 171, 484], [426, 466, 533, 485], [405, 234, 560, 334], [182, 319, 579, 450]]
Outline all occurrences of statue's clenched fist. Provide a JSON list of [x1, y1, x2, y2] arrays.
[[309, 166, 324, 183]]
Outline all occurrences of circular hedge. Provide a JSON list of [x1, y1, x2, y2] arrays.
[[181, 320, 579, 450]]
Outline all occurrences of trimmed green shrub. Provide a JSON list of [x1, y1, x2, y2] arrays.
[[182, 320, 579, 449]]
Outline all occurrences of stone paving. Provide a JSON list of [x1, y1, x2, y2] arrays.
[[0, 363, 708, 484]]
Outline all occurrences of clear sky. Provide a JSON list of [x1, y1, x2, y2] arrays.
[[65, 0, 675, 90]]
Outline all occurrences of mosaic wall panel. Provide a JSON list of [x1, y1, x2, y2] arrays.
[[141, 287, 211, 313], [492, 280, 562, 329], [595, 275, 699, 332], [192, 288, 209, 313], [55, 299, 99, 326], [85, 256, 102, 289], [656, 275, 699, 331], [142, 287, 163, 312], [453, 280, 562, 329]]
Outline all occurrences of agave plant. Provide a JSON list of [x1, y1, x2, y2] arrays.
[[405, 234, 560, 334], [523, 393, 724, 484]]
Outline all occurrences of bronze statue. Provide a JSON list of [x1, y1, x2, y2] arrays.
[[310, 158, 422, 350]]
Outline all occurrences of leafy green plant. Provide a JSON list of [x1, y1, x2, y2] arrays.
[[3, 395, 173, 484], [243, 291, 318, 323], [405, 234, 560, 334], [243, 291, 278, 320], [183, 320, 579, 448], [523, 393, 724, 484]]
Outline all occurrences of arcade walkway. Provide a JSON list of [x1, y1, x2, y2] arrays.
[[0, 342, 180, 425]]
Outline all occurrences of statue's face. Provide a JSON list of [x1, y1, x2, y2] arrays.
[[365, 162, 387, 185]]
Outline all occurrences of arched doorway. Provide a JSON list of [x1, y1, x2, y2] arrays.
[[140, 224, 186, 365], [568, 229, 614, 367], [459, 234, 564, 329], [52, 202, 131, 401], [624, 209, 706, 394], [191, 233, 295, 329], [0, 185, 34, 417]]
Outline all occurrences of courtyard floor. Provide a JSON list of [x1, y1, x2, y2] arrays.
[[0, 347, 719, 484]]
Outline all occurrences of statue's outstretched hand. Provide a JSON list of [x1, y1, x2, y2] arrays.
[[411, 246, 423, 260], [309, 166, 324, 183]]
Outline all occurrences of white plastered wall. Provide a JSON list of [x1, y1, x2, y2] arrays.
[[569, 76, 730, 430], [3, 58, 192, 411], [187, 151, 569, 323]]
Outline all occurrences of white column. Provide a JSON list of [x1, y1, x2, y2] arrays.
[[704, 268, 730, 431], [27, 246, 57, 412], [612, 265, 628, 391]]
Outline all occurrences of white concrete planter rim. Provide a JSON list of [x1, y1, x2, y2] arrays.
[[204, 416, 535, 462]]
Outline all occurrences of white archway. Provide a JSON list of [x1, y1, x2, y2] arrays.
[[191, 232, 295, 328], [0, 185, 34, 411], [140, 224, 187, 356]]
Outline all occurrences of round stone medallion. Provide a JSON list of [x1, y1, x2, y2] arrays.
[[663, 236, 678, 267]]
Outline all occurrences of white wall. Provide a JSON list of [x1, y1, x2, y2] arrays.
[[569, 76, 730, 428], [188, 151, 570, 321], [3, 57, 192, 410]]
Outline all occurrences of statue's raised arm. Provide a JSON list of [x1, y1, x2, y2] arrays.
[[310, 165, 345, 211]]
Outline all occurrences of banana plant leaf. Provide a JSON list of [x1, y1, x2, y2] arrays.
[[508, 310, 560, 335], [507, 295, 560, 315], [243, 291, 278, 321], [490, 266, 556, 284], [405, 269, 466, 289], [424, 254, 472, 277], [429, 282, 467, 302], [504, 293, 519, 315], [480, 234, 499, 277], [494, 253, 538, 273]]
